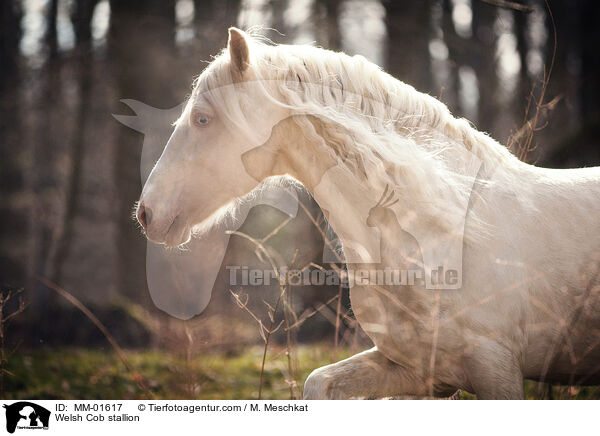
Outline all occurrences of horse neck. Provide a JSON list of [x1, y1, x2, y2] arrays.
[[279, 130, 459, 265], [277, 137, 387, 264], [275, 117, 536, 281]]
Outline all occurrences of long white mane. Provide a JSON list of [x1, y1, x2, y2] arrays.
[[187, 33, 529, 237]]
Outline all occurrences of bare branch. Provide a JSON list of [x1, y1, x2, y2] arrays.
[[479, 0, 534, 13]]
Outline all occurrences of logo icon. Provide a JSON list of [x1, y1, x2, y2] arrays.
[[3, 402, 50, 434]]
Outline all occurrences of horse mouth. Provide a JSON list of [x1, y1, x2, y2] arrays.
[[163, 215, 191, 247], [144, 214, 191, 247]]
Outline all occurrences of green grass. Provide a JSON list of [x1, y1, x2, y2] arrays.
[[2, 345, 353, 400], [2, 346, 599, 399]]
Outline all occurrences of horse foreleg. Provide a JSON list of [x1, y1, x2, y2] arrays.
[[303, 347, 427, 399], [464, 342, 525, 400]]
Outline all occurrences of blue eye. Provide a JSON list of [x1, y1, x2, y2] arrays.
[[195, 114, 210, 126]]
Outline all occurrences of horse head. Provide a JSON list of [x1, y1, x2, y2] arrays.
[[136, 28, 289, 247]]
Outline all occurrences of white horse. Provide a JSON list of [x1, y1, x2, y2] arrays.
[[137, 28, 600, 399]]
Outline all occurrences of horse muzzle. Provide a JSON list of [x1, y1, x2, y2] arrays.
[[136, 202, 190, 247]]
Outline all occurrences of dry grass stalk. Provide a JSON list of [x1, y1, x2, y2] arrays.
[[36, 276, 154, 399], [0, 288, 26, 396], [227, 226, 300, 399], [508, 0, 558, 162], [228, 196, 359, 399]]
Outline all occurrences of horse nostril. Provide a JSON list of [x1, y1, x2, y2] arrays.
[[145, 207, 152, 227], [137, 203, 152, 230]]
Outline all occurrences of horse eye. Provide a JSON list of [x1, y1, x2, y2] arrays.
[[194, 114, 210, 126]]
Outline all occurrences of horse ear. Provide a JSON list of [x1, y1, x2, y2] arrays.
[[228, 27, 250, 74]]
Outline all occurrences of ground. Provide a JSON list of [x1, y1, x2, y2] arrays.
[[3, 345, 599, 400]]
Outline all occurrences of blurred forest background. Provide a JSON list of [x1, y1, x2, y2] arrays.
[[1, 0, 599, 399]]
